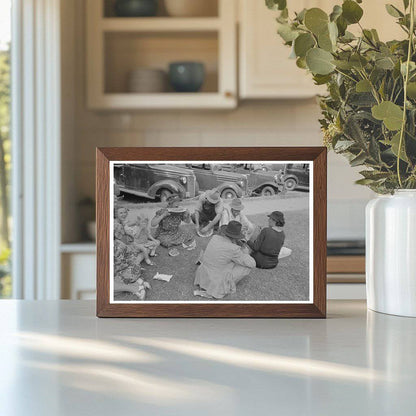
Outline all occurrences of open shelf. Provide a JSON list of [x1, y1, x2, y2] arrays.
[[103, 0, 219, 18], [101, 17, 221, 32], [104, 31, 219, 94], [86, 0, 237, 109]]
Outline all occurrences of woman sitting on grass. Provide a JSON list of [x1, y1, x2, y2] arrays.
[[151, 194, 195, 248], [125, 215, 160, 265], [248, 211, 287, 269], [194, 221, 256, 299], [113, 206, 149, 299]]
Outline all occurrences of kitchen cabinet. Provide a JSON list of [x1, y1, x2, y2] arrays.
[[239, 0, 324, 99], [86, 0, 237, 109], [238, 0, 404, 99]]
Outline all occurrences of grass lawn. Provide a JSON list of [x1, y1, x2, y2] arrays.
[[115, 208, 310, 302]]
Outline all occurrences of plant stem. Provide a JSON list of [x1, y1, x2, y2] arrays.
[[397, 0, 415, 188]]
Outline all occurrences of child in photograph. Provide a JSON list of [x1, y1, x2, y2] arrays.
[[125, 215, 160, 266]]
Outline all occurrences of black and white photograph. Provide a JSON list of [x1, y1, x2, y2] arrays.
[[110, 161, 313, 303]]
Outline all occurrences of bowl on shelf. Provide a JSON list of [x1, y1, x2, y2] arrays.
[[127, 68, 167, 93], [168, 62, 205, 93], [114, 0, 158, 17], [164, 0, 217, 17]]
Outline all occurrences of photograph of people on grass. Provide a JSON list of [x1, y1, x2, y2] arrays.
[[111, 162, 311, 302]]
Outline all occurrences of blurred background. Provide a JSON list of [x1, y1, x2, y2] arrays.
[[1, 0, 404, 300]]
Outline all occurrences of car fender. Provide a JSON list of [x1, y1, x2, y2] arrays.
[[216, 182, 244, 197], [252, 181, 282, 193], [148, 180, 186, 199], [283, 174, 298, 183]]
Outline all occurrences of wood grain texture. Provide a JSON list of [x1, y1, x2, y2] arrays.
[[96, 147, 327, 318], [327, 256, 365, 274]]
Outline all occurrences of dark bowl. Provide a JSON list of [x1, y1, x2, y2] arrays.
[[114, 0, 158, 17], [168, 62, 205, 93]]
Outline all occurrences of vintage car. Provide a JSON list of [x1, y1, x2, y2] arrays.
[[282, 163, 310, 191], [183, 164, 249, 199], [114, 163, 197, 201], [217, 163, 285, 196]]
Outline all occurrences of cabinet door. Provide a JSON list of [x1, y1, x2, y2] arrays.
[[239, 0, 405, 99], [239, 0, 323, 99]]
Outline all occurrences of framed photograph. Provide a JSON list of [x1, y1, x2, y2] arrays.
[[96, 147, 327, 318]]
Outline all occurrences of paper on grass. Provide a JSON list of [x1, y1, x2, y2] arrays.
[[153, 272, 173, 282]]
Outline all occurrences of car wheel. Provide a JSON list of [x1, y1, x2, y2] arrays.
[[285, 178, 297, 191], [261, 186, 276, 197], [159, 189, 173, 202], [221, 188, 237, 200]]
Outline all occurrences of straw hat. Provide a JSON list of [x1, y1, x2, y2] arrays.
[[230, 198, 244, 211], [206, 190, 221, 204]]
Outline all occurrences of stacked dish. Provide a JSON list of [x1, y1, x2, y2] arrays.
[[127, 68, 167, 93]]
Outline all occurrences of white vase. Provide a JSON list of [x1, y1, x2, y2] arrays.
[[366, 190, 416, 317]]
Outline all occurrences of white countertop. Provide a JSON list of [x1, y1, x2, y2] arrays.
[[0, 300, 415, 415]]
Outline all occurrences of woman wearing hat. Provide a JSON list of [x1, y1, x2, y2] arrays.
[[194, 221, 256, 299], [150, 194, 195, 248], [248, 211, 286, 269], [192, 189, 224, 234], [220, 198, 254, 240]]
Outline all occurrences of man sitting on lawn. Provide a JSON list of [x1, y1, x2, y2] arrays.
[[194, 221, 256, 299], [191, 189, 224, 235]]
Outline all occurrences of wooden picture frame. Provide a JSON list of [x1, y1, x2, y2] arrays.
[[97, 147, 327, 318]]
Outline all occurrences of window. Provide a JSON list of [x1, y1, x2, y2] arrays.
[[0, 0, 11, 298]]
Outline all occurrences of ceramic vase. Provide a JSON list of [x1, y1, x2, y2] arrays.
[[366, 190, 416, 317]]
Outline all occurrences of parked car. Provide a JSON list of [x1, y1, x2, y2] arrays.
[[283, 163, 310, 191], [114, 163, 197, 201], [183, 164, 249, 199], [217, 163, 285, 196]]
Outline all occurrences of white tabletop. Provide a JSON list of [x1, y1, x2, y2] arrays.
[[0, 300, 415, 416]]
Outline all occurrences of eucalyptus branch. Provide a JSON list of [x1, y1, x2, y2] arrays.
[[397, 0, 415, 187]]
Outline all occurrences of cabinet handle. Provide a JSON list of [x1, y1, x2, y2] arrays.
[[225, 91, 234, 98]]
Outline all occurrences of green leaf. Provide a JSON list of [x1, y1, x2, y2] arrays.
[[334, 139, 355, 152], [266, 0, 287, 11], [356, 79, 372, 92], [277, 23, 299, 42], [350, 152, 368, 167], [372, 101, 404, 130], [296, 57, 307, 69], [355, 178, 377, 185], [306, 48, 335, 75], [304, 8, 329, 35], [350, 53, 368, 69], [375, 56, 395, 70], [295, 8, 307, 22], [318, 31, 334, 52], [403, 0, 410, 9], [382, 132, 409, 162], [313, 74, 332, 85], [336, 15, 348, 36], [333, 59, 353, 70], [385, 4, 404, 18], [330, 5, 343, 22], [294, 33, 315, 57], [407, 82, 416, 99], [371, 29, 380, 42], [342, 0, 364, 24]]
